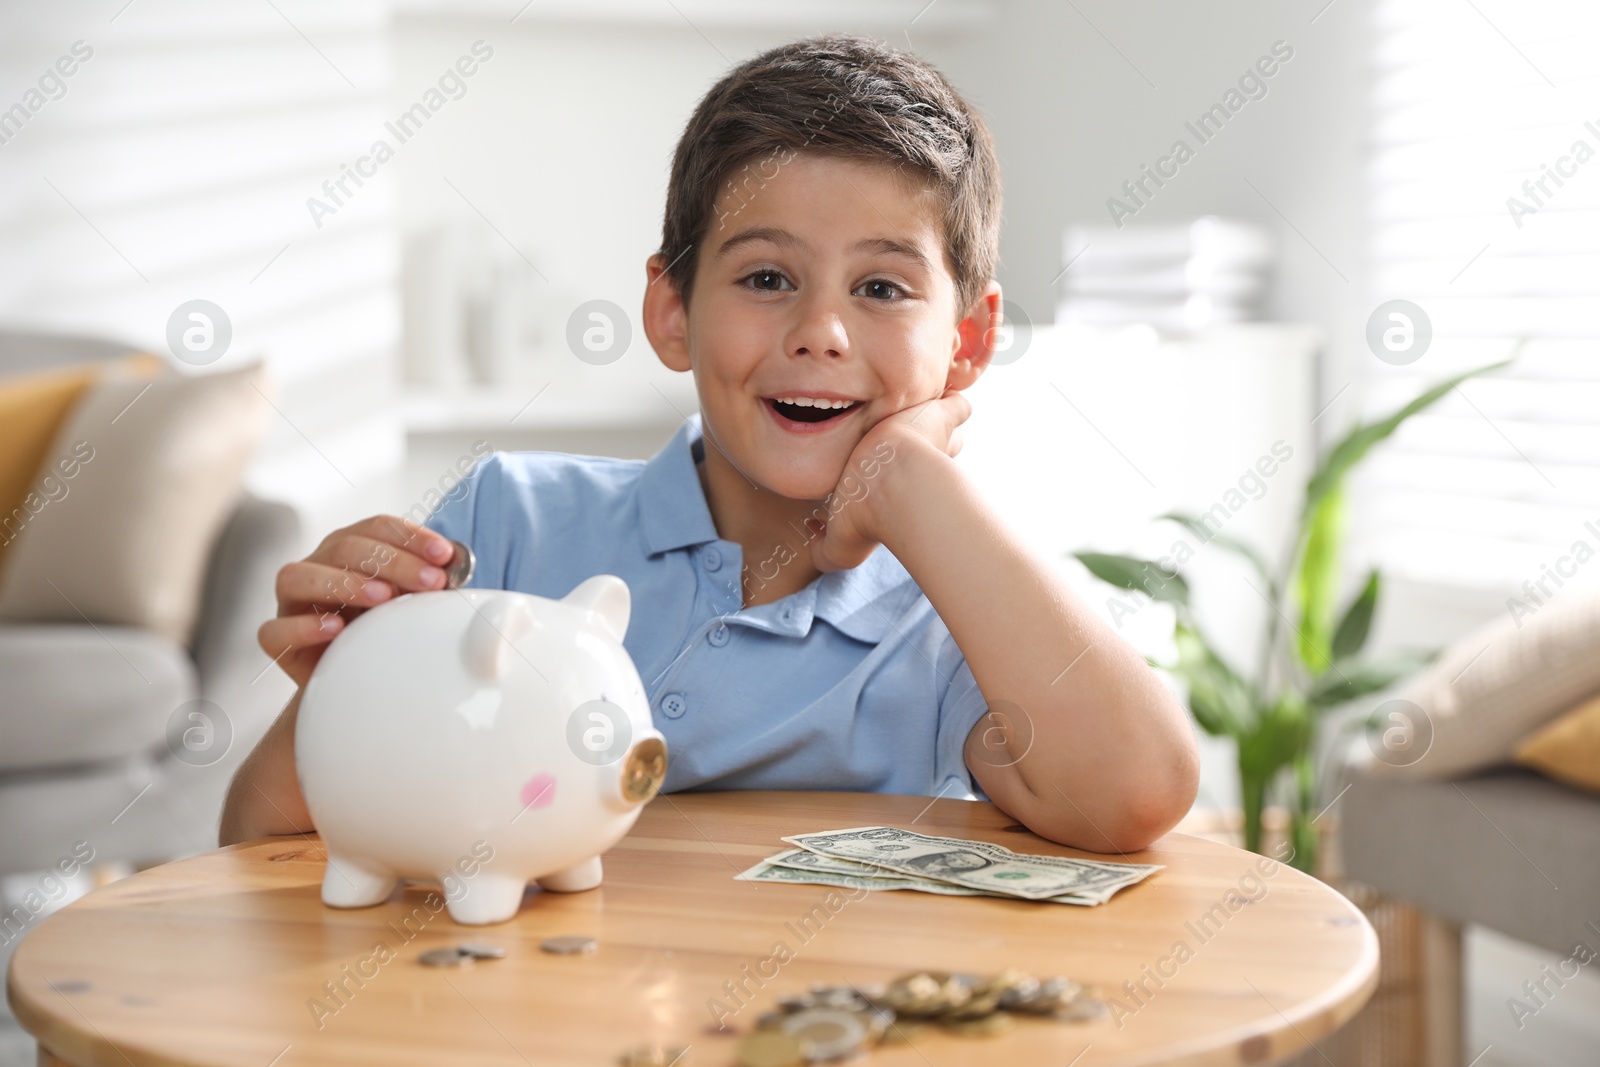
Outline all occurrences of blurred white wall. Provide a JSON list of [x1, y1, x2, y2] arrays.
[[0, 0, 402, 541]]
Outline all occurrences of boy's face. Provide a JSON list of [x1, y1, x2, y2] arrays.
[[645, 153, 998, 502]]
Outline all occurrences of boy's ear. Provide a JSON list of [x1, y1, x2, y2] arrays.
[[947, 279, 1004, 392], [643, 253, 691, 373]]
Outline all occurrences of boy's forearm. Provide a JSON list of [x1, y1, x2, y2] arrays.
[[873, 440, 1200, 851], [218, 689, 315, 847]]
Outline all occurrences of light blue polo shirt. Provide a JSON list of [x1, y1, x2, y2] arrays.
[[423, 411, 991, 802]]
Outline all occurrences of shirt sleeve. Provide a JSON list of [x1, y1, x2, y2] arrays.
[[420, 450, 499, 589], [934, 627, 993, 802]]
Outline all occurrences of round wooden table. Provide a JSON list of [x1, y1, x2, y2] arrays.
[[7, 792, 1376, 1066]]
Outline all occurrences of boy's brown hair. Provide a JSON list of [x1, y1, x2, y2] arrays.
[[660, 34, 1001, 318]]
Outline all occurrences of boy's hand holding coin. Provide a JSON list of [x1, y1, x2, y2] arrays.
[[257, 515, 464, 689]]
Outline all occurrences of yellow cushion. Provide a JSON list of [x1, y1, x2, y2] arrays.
[[1514, 691, 1600, 794], [0, 355, 162, 568], [0, 365, 100, 534]]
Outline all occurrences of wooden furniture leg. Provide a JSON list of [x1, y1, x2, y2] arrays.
[[1418, 909, 1463, 1067]]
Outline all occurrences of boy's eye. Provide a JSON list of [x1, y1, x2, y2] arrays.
[[740, 269, 793, 292], [854, 279, 905, 301]]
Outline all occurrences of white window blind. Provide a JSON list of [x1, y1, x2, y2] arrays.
[[1358, 0, 1600, 594]]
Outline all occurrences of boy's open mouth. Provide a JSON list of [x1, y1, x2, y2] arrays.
[[764, 398, 862, 424]]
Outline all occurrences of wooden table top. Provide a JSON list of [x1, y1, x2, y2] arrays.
[[7, 791, 1377, 1067]]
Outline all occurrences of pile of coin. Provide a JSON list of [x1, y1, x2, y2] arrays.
[[733, 970, 1105, 1065]]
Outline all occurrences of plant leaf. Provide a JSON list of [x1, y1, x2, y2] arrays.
[[1331, 570, 1380, 661], [1237, 691, 1312, 781], [1294, 484, 1345, 674], [1071, 552, 1189, 606], [1303, 359, 1511, 518], [1159, 511, 1273, 587], [1165, 620, 1254, 739], [1307, 649, 1435, 709]]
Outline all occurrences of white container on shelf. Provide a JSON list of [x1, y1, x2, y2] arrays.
[[402, 225, 472, 389]]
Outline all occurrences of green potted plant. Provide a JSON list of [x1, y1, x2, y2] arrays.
[[1073, 358, 1510, 875]]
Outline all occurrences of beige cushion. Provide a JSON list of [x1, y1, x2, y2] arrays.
[[1515, 692, 1600, 794], [1353, 588, 1600, 779], [0, 361, 270, 647], [0, 354, 164, 575]]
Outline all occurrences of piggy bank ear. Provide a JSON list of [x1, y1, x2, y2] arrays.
[[464, 596, 539, 684], [563, 574, 631, 643]]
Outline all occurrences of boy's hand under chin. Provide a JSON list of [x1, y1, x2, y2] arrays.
[[807, 387, 973, 574]]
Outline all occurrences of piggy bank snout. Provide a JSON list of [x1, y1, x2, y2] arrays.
[[619, 735, 668, 806]]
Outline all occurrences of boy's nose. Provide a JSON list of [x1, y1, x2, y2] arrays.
[[785, 295, 849, 359]]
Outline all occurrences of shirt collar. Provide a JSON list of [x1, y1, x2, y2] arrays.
[[638, 411, 717, 557], [638, 412, 917, 643]]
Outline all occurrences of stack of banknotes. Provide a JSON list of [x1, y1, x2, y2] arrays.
[[735, 825, 1162, 906]]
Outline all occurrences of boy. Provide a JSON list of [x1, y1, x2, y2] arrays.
[[220, 35, 1198, 852]]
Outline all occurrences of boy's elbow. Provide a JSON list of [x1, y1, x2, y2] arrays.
[[1100, 796, 1186, 853], [1006, 732, 1201, 854], [1108, 736, 1201, 852]]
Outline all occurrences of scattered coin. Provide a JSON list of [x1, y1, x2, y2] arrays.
[[457, 941, 507, 959], [779, 1007, 868, 1060], [418, 947, 468, 967], [858, 1006, 895, 1042], [994, 972, 1042, 1010], [944, 988, 1004, 1020], [735, 1029, 807, 1067], [811, 986, 870, 1012], [740, 966, 1105, 1061], [444, 539, 475, 589], [541, 934, 599, 955], [618, 1044, 691, 1066]]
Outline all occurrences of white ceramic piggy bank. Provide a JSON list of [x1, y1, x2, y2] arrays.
[[295, 574, 667, 925]]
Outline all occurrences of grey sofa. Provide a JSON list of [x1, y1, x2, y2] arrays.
[[0, 331, 302, 880], [1339, 763, 1600, 1066]]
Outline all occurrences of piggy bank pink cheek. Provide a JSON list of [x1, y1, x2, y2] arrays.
[[520, 772, 557, 810]]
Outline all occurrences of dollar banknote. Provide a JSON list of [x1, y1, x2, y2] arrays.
[[760, 846, 1143, 905], [735, 855, 1102, 905], [777, 826, 1162, 902]]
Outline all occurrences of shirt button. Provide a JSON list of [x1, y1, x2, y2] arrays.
[[702, 547, 722, 571], [661, 691, 687, 718], [708, 622, 730, 647]]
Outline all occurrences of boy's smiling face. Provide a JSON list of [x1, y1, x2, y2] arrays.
[[646, 152, 998, 502]]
